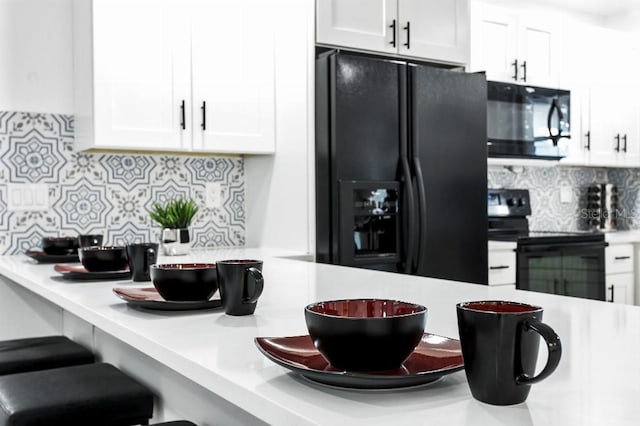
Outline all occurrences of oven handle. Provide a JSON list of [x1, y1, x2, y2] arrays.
[[517, 241, 609, 253]]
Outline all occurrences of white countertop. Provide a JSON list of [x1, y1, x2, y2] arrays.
[[488, 240, 517, 251], [1, 248, 640, 425], [604, 230, 640, 245]]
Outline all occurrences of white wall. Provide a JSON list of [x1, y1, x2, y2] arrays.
[[0, 0, 73, 113], [244, 0, 315, 254]]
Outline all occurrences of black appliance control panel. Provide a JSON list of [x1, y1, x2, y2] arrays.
[[488, 189, 532, 217]]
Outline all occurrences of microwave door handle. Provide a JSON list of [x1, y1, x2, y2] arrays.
[[547, 98, 563, 146]]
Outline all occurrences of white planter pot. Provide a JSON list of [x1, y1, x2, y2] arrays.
[[161, 228, 191, 256]]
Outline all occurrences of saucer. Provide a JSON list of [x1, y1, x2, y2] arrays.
[[113, 287, 222, 311], [254, 333, 464, 390], [25, 249, 79, 264], [54, 264, 131, 281]]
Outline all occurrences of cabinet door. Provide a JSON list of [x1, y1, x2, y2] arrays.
[[517, 15, 561, 87], [469, 3, 517, 82], [606, 272, 634, 304], [586, 85, 620, 166], [316, 0, 398, 54], [191, 0, 275, 153], [91, 0, 191, 150], [397, 0, 469, 65]]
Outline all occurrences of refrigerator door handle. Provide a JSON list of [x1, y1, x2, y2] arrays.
[[401, 157, 416, 273], [412, 156, 427, 272]]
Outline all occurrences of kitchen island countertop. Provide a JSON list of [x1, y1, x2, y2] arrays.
[[0, 248, 639, 425]]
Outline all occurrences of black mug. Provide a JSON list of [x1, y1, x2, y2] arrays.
[[456, 301, 562, 405], [126, 243, 159, 282], [217, 259, 264, 316]]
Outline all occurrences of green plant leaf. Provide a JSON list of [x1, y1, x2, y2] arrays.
[[148, 197, 199, 228]]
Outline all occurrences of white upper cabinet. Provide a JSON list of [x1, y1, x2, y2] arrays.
[[470, 2, 561, 87], [73, 0, 275, 154], [563, 23, 640, 167], [191, 0, 275, 154], [316, 0, 470, 65], [316, 0, 398, 55]]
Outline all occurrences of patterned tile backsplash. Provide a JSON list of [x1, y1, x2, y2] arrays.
[[488, 166, 640, 231], [0, 111, 244, 255]]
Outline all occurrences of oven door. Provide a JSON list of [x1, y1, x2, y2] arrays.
[[516, 241, 607, 301]]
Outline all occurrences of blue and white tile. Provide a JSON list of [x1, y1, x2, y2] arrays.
[[0, 111, 246, 253], [104, 154, 156, 191], [64, 152, 105, 183], [145, 179, 192, 213], [108, 186, 149, 226], [1, 129, 67, 183], [2, 223, 56, 255], [186, 157, 239, 183], [55, 178, 113, 234], [153, 156, 190, 183], [191, 222, 235, 248], [106, 222, 153, 247]]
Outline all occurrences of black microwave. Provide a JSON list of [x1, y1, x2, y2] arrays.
[[487, 81, 570, 160]]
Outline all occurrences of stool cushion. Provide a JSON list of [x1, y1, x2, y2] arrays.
[[0, 363, 153, 426], [0, 336, 94, 375]]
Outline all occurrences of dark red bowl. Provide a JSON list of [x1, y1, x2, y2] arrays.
[[150, 263, 218, 302], [42, 236, 79, 255], [79, 246, 128, 272], [304, 299, 427, 372]]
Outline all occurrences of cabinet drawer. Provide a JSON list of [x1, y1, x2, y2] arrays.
[[605, 244, 634, 274], [488, 250, 516, 286]]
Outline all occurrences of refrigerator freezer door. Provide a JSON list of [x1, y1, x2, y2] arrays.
[[409, 66, 488, 284]]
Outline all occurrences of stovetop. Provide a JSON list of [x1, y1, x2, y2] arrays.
[[487, 188, 605, 245], [489, 229, 605, 245]]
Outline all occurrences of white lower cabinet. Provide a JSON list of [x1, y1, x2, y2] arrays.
[[605, 243, 635, 304], [488, 248, 516, 286]]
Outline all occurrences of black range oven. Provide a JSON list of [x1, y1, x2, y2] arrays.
[[489, 189, 607, 301]]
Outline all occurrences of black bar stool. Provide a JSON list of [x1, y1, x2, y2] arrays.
[[0, 335, 94, 375], [0, 362, 154, 426]]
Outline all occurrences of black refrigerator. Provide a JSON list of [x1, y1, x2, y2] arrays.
[[316, 51, 488, 285]]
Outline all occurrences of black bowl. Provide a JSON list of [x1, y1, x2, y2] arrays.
[[42, 236, 79, 255], [79, 246, 128, 272], [150, 263, 218, 301], [304, 299, 427, 372]]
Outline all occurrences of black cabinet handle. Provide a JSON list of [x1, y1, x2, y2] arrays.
[[512, 59, 518, 80], [201, 101, 206, 130], [389, 20, 396, 47], [614, 256, 631, 260], [622, 134, 628, 153], [608, 285, 615, 303], [489, 265, 510, 270], [615, 134, 621, 152], [180, 100, 186, 130], [521, 60, 527, 82], [585, 130, 591, 150], [403, 22, 410, 49]]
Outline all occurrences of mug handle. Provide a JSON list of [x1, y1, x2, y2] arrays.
[[244, 267, 264, 304], [145, 248, 156, 271], [516, 319, 562, 385]]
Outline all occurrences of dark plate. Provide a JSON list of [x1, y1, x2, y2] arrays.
[[25, 249, 79, 264], [113, 287, 222, 311], [54, 264, 131, 281], [255, 333, 464, 390]]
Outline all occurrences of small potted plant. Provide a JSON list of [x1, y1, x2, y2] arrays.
[[149, 197, 199, 255]]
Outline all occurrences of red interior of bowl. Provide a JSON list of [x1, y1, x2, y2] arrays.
[[460, 301, 540, 313], [153, 263, 216, 270], [307, 299, 426, 318]]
